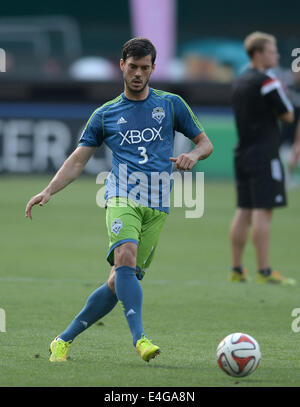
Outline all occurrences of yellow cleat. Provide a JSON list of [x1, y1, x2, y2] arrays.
[[49, 337, 71, 362], [256, 270, 296, 285], [136, 336, 160, 363], [229, 268, 249, 282]]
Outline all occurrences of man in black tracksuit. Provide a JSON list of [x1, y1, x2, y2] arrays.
[[229, 31, 295, 284]]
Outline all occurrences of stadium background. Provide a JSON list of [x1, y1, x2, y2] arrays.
[[1, 0, 299, 178], [1, 0, 300, 389]]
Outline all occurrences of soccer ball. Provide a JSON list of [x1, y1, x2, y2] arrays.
[[216, 332, 261, 377]]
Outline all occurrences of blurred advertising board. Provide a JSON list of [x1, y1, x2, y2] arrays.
[[0, 102, 236, 177]]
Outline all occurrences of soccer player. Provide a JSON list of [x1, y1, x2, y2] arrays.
[[229, 32, 296, 284], [25, 38, 213, 362]]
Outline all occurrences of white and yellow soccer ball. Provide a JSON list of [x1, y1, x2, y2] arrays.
[[216, 332, 261, 377]]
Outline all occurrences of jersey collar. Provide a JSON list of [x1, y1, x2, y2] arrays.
[[122, 87, 153, 102]]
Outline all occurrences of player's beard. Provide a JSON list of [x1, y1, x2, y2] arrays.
[[124, 75, 150, 95]]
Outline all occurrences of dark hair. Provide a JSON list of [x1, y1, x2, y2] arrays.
[[122, 37, 156, 65]]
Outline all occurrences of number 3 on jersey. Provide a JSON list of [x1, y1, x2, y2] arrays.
[[138, 146, 148, 164]]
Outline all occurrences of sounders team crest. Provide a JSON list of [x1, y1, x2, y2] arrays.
[[152, 107, 165, 124], [111, 218, 123, 235]]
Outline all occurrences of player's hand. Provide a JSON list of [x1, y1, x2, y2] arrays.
[[169, 152, 198, 170], [25, 191, 51, 220]]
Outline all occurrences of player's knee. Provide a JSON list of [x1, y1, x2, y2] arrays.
[[114, 243, 137, 268], [116, 251, 136, 267], [253, 209, 273, 226]]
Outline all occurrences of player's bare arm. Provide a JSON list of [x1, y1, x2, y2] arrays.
[[279, 111, 294, 123], [25, 146, 96, 219], [170, 131, 213, 170]]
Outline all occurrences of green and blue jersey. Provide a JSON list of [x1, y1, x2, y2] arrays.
[[79, 88, 204, 213]]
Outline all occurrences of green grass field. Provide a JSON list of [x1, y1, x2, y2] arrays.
[[1, 175, 300, 387]]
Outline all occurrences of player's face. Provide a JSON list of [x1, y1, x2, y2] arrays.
[[120, 55, 155, 95], [261, 42, 280, 69]]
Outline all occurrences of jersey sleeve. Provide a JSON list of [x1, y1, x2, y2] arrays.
[[260, 76, 294, 115], [78, 108, 104, 147], [172, 95, 204, 139]]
